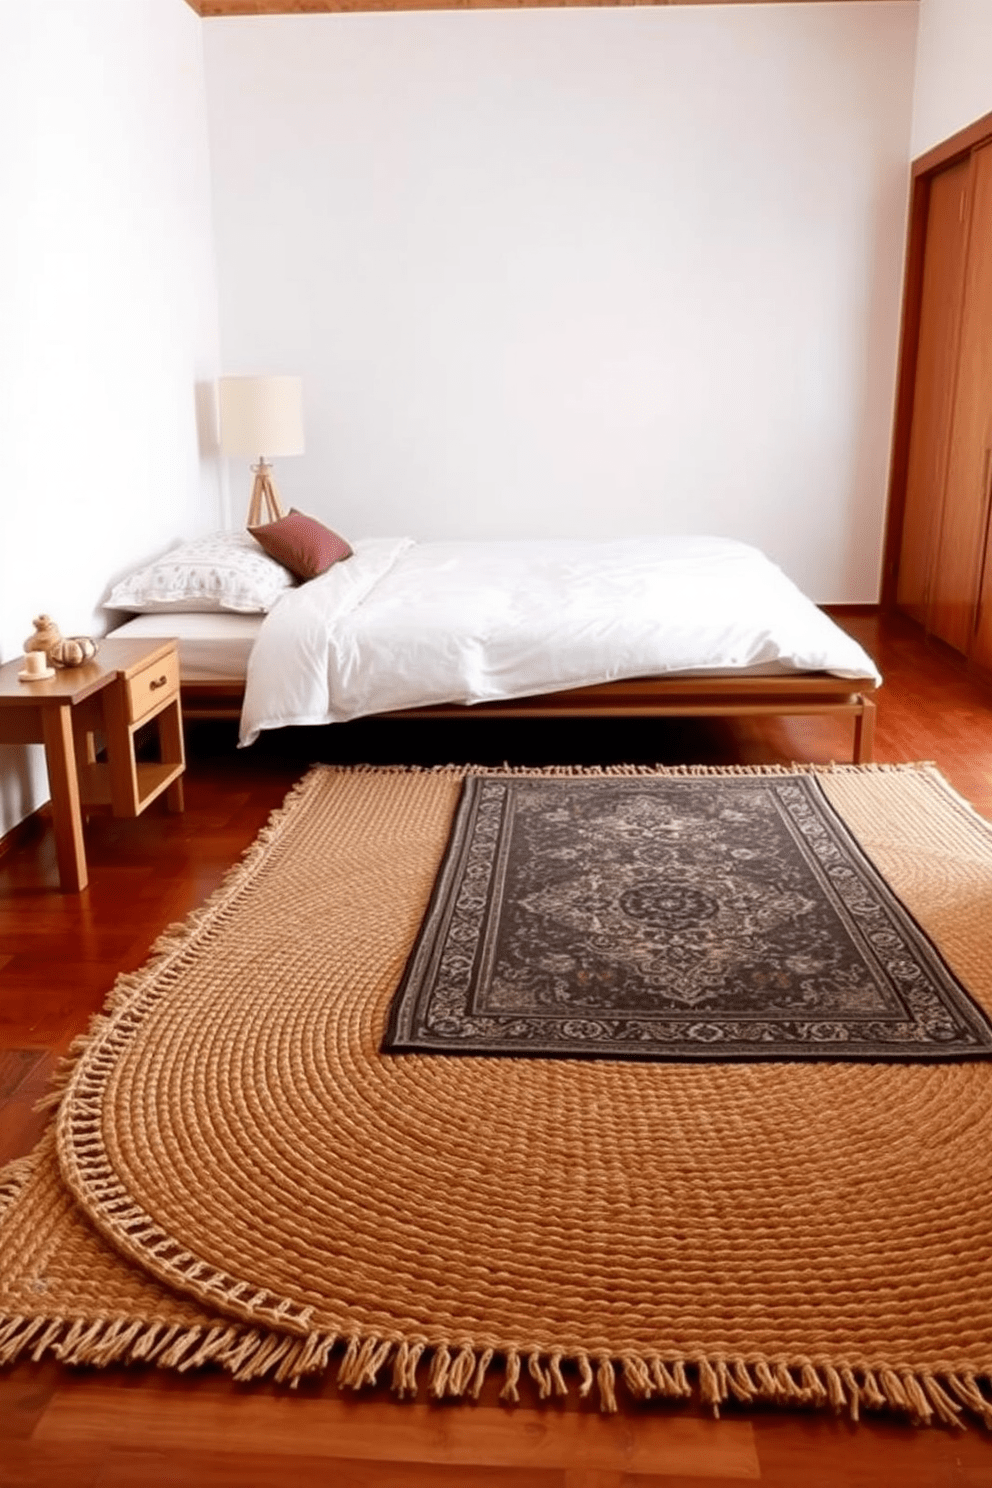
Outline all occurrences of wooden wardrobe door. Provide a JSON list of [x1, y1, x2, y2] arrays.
[[973, 516, 992, 670], [896, 158, 970, 625], [930, 143, 992, 654]]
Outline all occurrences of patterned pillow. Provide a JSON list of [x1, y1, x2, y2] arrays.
[[105, 531, 297, 614], [249, 509, 353, 582]]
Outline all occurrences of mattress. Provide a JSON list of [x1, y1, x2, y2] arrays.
[[107, 613, 262, 682]]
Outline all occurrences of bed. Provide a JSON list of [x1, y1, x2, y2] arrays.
[[107, 533, 881, 762]]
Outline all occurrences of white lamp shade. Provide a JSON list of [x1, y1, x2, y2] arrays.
[[218, 376, 305, 459]]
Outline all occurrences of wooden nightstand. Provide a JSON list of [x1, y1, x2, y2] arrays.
[[0, 639, 185, 892]]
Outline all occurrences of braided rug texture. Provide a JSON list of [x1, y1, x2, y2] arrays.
[[3, 763, 992, 1428]]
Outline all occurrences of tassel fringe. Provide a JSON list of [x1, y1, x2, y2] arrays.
[[0, 1314, 985, 1428]]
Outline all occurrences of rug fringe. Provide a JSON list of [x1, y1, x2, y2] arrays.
[[0, 1315, 984, 1427], [577, 1352, 595, 1398], [500, 1348, 522, 1403], [302, 761, 935, 779], [597, 1355, 618, 1412], [426, 1341, 452, 1397], [327, 1338, 980, 1427], [471, 1347, 495, 1398], [447, 1344, 480, 1396], [391, 1339, 426, 1398], [948, 1373, 992, 1428]]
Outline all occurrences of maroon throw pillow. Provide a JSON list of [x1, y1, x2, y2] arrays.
[[249, 509, 352, 582]]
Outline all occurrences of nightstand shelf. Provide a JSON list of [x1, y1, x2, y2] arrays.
[[76, 758, 185, 814]]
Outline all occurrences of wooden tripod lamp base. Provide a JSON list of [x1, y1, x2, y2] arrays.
[[246, 459, 288, 528]]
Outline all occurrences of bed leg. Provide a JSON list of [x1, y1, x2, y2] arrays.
[[852, 696, 877, 764]]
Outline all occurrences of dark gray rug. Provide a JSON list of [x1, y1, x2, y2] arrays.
[[383, 773, 992, 1062]]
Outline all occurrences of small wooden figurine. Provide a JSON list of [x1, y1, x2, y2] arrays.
[[23, 615, 98, 669], [24, 615, 62, 657]]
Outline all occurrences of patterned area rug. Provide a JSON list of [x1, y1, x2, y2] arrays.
[[3, 764, 992, 1430], [384, 775, 992, 1061]]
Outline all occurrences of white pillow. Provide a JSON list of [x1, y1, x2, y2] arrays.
[[105, 531, 297, 614]]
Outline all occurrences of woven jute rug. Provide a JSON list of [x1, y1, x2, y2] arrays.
[[3, 763, 992, 1430]]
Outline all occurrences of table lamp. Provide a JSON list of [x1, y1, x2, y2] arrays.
[[218, 375, 305, 527]]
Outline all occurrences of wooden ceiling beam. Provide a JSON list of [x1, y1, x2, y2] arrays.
[[187, 0, 909, 15]]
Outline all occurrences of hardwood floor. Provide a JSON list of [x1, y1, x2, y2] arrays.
[[2, 608, 991, 1487]]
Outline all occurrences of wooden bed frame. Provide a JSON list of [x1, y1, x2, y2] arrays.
[[180, 673, 879, 763]]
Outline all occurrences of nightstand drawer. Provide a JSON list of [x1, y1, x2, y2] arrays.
[[126, 650, 179, 724]]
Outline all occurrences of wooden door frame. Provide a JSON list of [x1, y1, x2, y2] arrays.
[[882, 108, 992, 608]]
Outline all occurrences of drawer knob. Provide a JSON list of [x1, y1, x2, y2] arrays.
[[149, 675, 169, 691]]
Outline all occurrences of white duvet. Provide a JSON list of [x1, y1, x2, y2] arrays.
[[239, 536, 880, 746]]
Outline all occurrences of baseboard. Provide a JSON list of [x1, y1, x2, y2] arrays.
[[821, 603, 881, 617], [0, 804, 49, 863]]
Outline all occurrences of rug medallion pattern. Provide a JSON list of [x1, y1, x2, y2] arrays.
[[384, 775, 992, 1060]]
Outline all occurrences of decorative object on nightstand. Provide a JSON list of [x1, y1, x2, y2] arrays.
[[218, 374, 305, 528], [20, 615, 99, 675], [50, 635, 99, 668], [18, 650, 56, 682], [23, 613, 62, 660]]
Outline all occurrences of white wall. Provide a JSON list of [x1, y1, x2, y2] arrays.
[[0, 0, 222, 837], [204, 2, 917, 603], [911, 0, 992, 158]]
